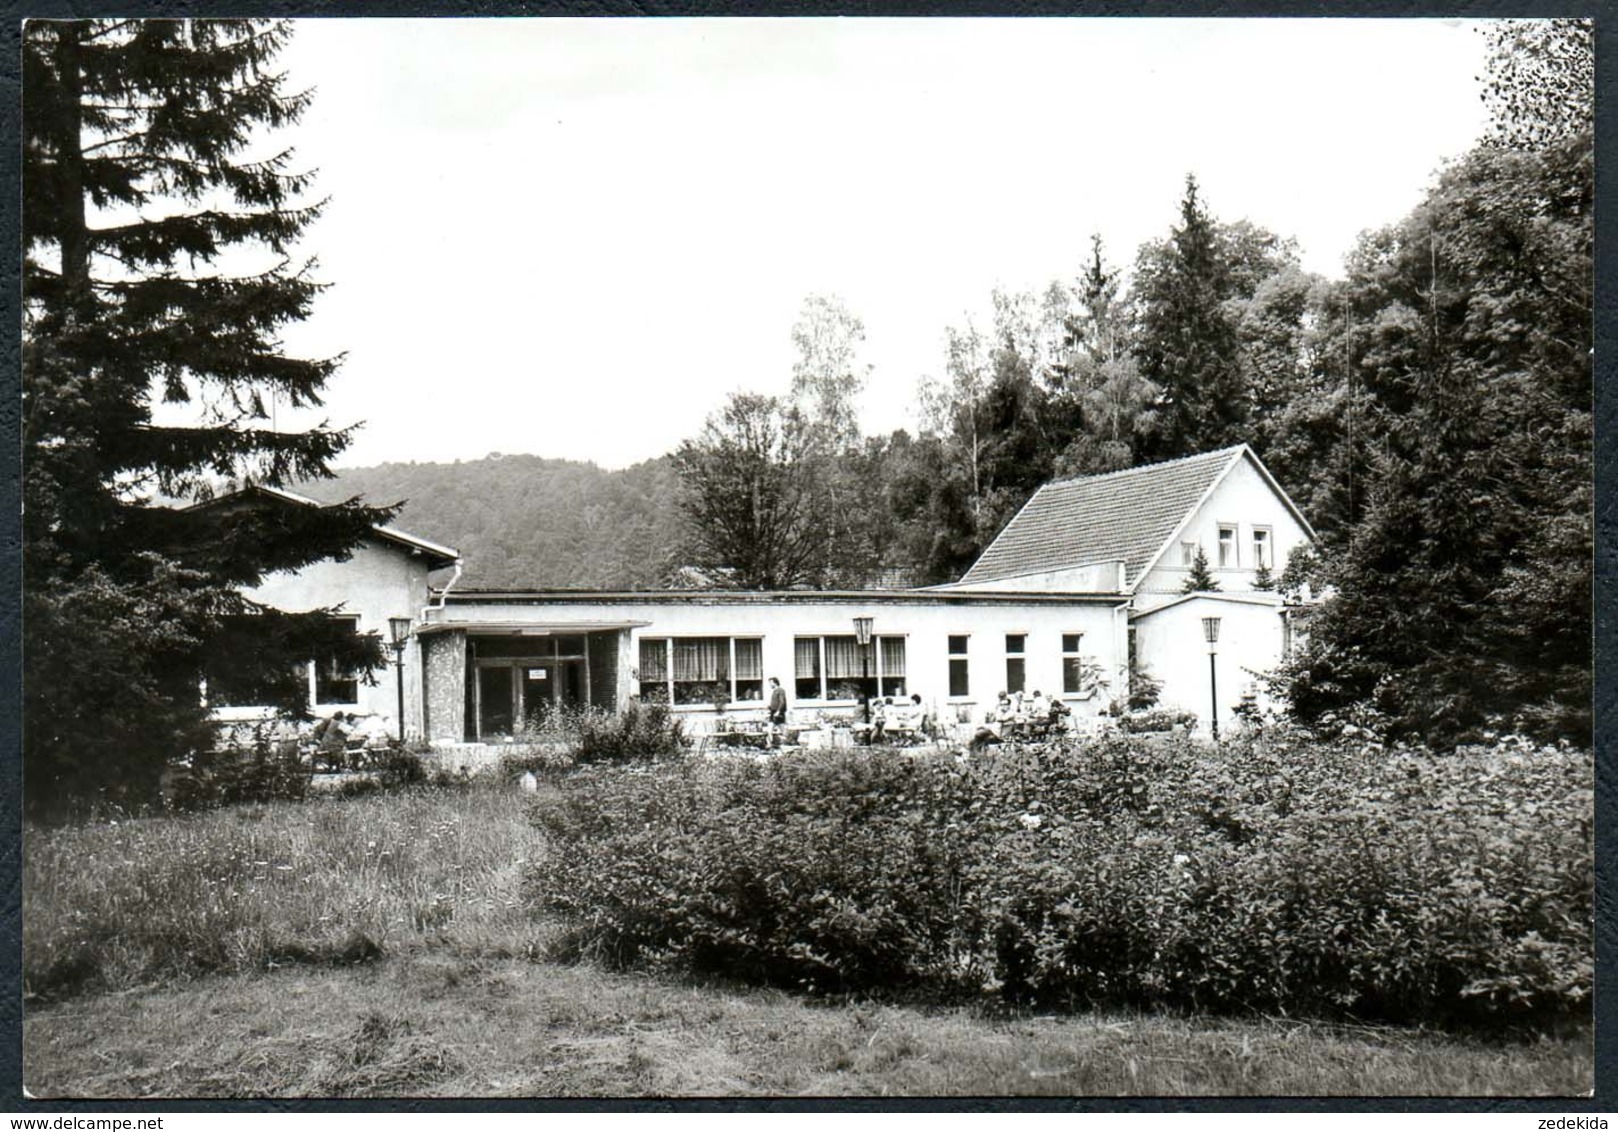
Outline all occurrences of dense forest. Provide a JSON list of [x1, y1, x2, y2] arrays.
[[300, 454, 686, 590]]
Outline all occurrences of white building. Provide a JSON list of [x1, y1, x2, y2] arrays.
[[941, 444, 1316, 733], [222, 444, 1316, 745]]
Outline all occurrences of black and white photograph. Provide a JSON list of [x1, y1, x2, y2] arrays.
[[18, 15, 1596, 1101]]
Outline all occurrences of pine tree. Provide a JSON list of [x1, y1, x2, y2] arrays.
[[1181, 546, 1219, 593], [23, 20, 394, 814]]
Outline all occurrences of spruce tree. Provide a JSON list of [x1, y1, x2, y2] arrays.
[[1131, 175, 1247, 461], [1181, 546, 1219, 593], [23, 20, 394, 814]]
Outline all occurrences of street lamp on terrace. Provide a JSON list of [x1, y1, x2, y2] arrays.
[[1202, 615, 1222, 743], [853, 616, 874, 715], [388, 617, 413, 744]]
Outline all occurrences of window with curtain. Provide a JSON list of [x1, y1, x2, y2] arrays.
[[673, 637, 729, 705], [825, 635, 865, 701], [794, 637, 822, 700], [879, 636, 907, 698], [1252, 527, 1271, 569], [795, 634, 905, 701], [734, 638, 764, 701], [638, 638, 669, 703]]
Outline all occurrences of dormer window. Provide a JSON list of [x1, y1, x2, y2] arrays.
[[1217, 525, 1237, 568], [1252, 527, 1271, 570]]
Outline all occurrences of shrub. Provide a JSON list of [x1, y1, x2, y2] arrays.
[[528, 730, 1592, 1027], [503, 703, 686, 773], [1127, 662, 1164, 712], [372, 743, 428, 787], [168, 722, 311, 811], [573, 701, 685, 764], [1116, 708, 1198, 734]]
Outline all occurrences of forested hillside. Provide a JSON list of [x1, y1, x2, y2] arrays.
[[298, 454, 685, 590]]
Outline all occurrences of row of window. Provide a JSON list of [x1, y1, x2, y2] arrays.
[[638, 632, 1093, 706], [1182, 525, 1271, 570]]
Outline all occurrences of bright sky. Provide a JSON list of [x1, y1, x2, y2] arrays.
[[263, 17, 1493, 471]]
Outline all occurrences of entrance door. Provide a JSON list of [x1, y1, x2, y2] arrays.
[[557, 659, 587, 711], [522, 660, 585, 725], [478, 665, 515, 738], [521, 665, 554, 730], [469, 638, 595, 739]]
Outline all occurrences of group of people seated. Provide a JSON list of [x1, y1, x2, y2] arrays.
[[862, 692, 937, 745], [984, 689, 1069, 740], [303, 711, 397, 768]]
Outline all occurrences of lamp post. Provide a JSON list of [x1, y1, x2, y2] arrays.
[[388, 617, 413, 744], [1202, 615, 1221, 743], [853, 616, 874, 716]]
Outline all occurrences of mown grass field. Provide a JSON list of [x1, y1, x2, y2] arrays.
[[23, 779, 1593, 1099]]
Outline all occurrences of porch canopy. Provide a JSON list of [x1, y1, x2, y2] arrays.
[[416, 619, 652, 636]]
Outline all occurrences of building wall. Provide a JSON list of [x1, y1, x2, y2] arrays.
[[239, 539, 434, 728], [432, 596, 1129, 732], [1130, 595, 1285, 735], [1135, 456, 1313, 601], [422, 629, 468, 742]]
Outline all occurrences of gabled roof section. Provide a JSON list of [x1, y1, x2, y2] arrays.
[[959, 446, 1250, 590], [187, 483, 461, 570]]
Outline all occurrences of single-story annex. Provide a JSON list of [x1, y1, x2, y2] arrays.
[[225, 444, 1316, 745]]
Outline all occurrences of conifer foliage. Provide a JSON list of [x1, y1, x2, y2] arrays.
[[1131, 176, 1248, 461], [1180, 546, 1219, 594], [23, 20, 393, 814], [1286, 20, 1593, 746]]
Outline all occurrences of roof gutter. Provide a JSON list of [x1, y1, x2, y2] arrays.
[[422, 558, 464, 625]]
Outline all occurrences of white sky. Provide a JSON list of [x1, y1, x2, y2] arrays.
[[259, 17, 1493, 471]]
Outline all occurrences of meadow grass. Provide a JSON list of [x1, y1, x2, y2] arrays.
[[23, 781, 550, 1000], [24, 956, 1591, 1098], [22, 780, 1593, 1098]]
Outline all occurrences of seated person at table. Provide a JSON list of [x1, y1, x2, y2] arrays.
[[1025, 690, 1050, 725], [985, 693, 1012, 737], [911, 693, 937, 737], [1003, 692, 1030, 736], [312, 712, 351, 753], [895, 695, 922, 732]]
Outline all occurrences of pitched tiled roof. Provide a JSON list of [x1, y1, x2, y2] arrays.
[[186, 483, 461, 569], [958, 446, 1247, 589]]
